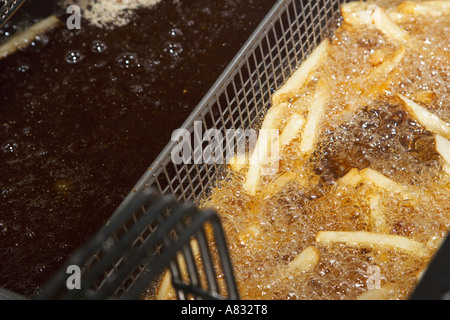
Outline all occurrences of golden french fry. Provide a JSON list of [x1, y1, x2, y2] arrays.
[[244, 103, 287, 195], [279, 113, 305, 147], [228, 153, 249, 172], [367, 46, 406, 80], [238, 223, 262, 246], [156, 270, 175, 300], [156, 239, 201, 300], [341, 2, 378, 26], [337, 167, 405, 194], [435, 135, 450, 174], [260, 171, 298, 197], [0, 15, 61, 59], [369, 48, 388, 66], [356, 283, 397, 300], [368, 195, 388, 233], [287, 246, 320, 274], [337, 168, 363, 187], [359, 168, 405, 193], [413, 90, 437, 105], [397, 94, 450, 139], [342, 3, 410, 42], [244, 37, 329, 196], [244, 82, 327, 196], [316, 231, 430, 257], [272, 39, 330, 106], [371, 6, 410, 43], [396, 1, 450, 17], [298, 84, 329, 155]]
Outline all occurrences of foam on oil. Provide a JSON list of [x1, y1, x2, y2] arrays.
[[200, 3, 450, 300]]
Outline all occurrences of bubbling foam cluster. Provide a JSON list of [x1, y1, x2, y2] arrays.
[[199, 1, 450, 300]]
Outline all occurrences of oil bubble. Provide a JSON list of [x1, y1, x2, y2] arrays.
[[91, 40, 108, 53], [17, 64, 30, 73], [115, 52, 139, 68], [164, 42, 183, 59], [168, 27, 183, 38], [2, 141, 18, 153], [0, 222, 7, 234], [65, 50, 84, 64], [25, 34, 51, 54]]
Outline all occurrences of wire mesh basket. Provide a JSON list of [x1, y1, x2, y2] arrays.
[[130, 0, 342, 203], [0, 0, 27, 28]]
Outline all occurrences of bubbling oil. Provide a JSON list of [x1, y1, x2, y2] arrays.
[[199, 3, 450, 300]]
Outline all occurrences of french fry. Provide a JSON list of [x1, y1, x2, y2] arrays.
[[156, 239, 202, 300], [435, 135, 450, 174], [243, 103, 287, 195], [238, 223, 262, 246], [156, 270, 175, 300], [298, 84, 329, 155], [354, 46, 407, 100], [271, 39, 330, 106], [279, 113, 305, 147], [368, 195, 388, 233], [356, 283, 397, 300], [337, 167, 405, 194], [341, 2, 378, 26], [287, 246, 320, 273], [0, 15, 61, 59], [367, 46, 406, 80], [316, 231, 430, 257], [369, 48, 388, 66], [260, 171, 298, 197], [371, 6, 411, 43], [359, 168, 405, 193], [244, 40, 330, 196], [413, 90, 437, 105], [337, 168, 363, 187], [397, 94, 450, 139], [342, 1, 450, 65], [342, 3, 410, 43], [396, 1, 450, 17], [227, 153, 249, 173]]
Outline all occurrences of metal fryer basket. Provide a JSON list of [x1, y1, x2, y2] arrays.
[[128, 0, 342, 204]]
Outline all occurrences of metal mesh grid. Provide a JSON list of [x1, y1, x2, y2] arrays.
[[129, 0, 345, 205], [0, 1, 26, 28]]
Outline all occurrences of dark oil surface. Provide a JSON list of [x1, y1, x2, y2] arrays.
[[0, 0, 276, 297]]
